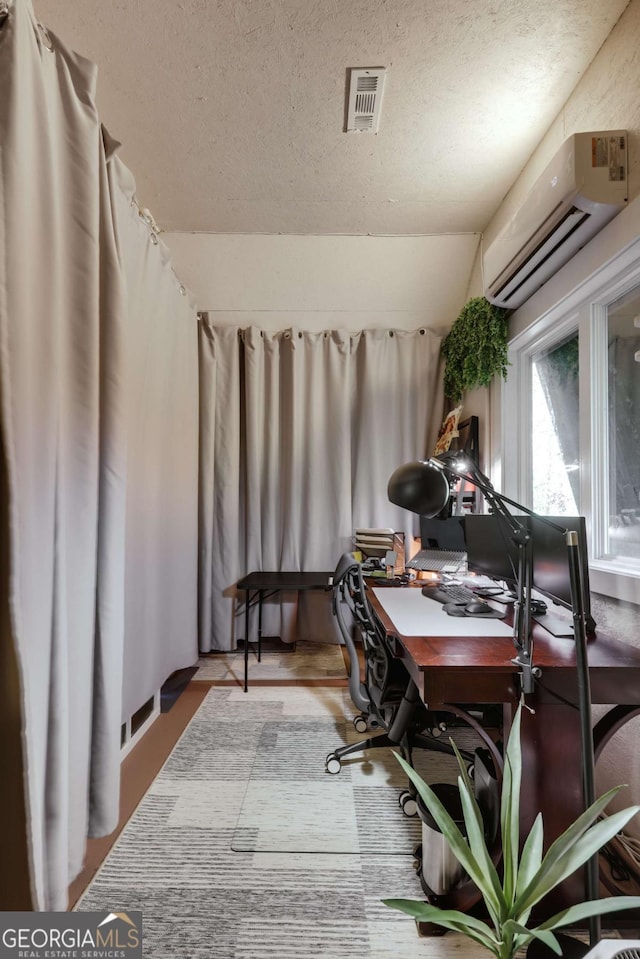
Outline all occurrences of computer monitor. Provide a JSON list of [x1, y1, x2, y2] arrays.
[[530, 515, 595, 627], [419, 515, 467, 550], [464, 513, 528, 585], [466, 511, 596, 630]]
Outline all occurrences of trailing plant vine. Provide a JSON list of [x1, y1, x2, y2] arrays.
[[442, 297, 509, 401]]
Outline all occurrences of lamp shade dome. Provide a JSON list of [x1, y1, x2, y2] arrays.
[[387, 460, 450, 517]]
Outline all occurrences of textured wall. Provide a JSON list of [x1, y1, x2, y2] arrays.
[[33, 0, 628, 236], [467, 0, 640, 299], [164, 232, 479, 333]]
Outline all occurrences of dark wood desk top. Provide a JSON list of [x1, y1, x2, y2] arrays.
[[237, 570, 332, 591], [367, 584, 640, 707]]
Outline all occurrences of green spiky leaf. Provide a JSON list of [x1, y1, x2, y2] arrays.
[[383, 705, 640, 959]]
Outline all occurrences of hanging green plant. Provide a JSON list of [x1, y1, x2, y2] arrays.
[[442, 297, 509, 402]]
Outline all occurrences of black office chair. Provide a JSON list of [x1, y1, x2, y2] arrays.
[[326, 552, 474, 813]]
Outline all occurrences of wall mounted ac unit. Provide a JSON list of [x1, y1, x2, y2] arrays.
[[483, 131, 627, 309]]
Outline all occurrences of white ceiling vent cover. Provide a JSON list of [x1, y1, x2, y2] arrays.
[[346, 67, 386, 133]]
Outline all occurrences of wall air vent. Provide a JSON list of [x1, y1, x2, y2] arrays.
[[346, 67, 386, 134]]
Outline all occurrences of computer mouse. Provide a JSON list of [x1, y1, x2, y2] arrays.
[[465, 599, 493, 615]]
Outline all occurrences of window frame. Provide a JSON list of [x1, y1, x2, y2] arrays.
[[501, 233, 640, 605]]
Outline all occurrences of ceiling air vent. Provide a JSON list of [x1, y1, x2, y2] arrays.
[[346, 67, 386, 134]]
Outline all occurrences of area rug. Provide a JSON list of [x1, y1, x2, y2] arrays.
[[76, 686, 489, 959], [194, 641, 347, 682], [231, 690, 479, 854]]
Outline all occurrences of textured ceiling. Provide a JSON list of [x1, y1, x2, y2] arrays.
[[32, 0, 630, 236]]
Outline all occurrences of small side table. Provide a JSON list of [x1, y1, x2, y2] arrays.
[[236, 571, 333, 691]]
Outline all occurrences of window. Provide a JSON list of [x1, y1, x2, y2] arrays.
[[531, 333, 579, 516], [605, 290, 640, 563], [502, 238, 640, 604]]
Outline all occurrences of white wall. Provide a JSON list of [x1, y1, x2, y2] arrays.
[[164, 232, 479, 333], [467, 0, 640, 302]]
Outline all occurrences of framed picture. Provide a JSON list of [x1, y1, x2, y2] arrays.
[[433, 404, 463, 455]]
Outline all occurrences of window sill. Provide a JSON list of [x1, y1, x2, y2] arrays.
[[590, 562, 640, 606]]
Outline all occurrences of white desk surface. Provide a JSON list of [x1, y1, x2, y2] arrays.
[[372, 587, 514, 638]]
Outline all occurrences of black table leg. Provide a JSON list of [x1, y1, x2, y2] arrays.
[[258, 590, 263, 662], [243, 590, 251, 693]]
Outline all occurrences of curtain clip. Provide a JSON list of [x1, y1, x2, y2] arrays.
[[37, 22, 54, 51], [138, 206, 162, 237]]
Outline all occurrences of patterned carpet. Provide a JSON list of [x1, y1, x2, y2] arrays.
[[194, 641, 347, 682], [231, 689, 477, 855], [77, 684, 489, 958]]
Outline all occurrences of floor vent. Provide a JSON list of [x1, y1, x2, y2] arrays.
[[346, 67, 386, 134]]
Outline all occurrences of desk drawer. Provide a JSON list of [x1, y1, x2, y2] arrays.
[[421, 668, 519, 707]]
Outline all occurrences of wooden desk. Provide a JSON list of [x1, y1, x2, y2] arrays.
[[368, 584, 640, 919], [236, 571, 332, 691]]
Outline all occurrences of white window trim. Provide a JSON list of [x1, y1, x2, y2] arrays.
[[502, 232, 640, 606]]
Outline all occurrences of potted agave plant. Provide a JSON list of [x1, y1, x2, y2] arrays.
[[384, 707, 640, 959]]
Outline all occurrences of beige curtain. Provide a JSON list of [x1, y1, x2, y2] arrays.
[[109, 155, 199, 720], [198, 324, 243, 652], [0, 1, 125, 908], [0, 0, 198, 909], [198, 318, 443, 651]]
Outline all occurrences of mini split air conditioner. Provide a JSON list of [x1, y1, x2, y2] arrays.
[[483, 130, 628, 309]]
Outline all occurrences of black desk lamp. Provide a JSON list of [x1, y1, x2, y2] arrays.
[[388, 453, 599, 957]]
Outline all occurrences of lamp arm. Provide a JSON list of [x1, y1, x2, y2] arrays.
[[429, 457, 541, 692], [428, 456, 567, 532], [567, 530, 600, 944], [434, 454, 598, 937], [463, 470, 535, 674]]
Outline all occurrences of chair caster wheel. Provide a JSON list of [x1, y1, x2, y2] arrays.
[[353, 714, 368, 733], [326, 753, 342, 775], [399, 789, 418, 817]]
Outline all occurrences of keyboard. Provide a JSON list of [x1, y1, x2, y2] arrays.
[[406, 549, 466, 573], [421, 583, 477, 605]]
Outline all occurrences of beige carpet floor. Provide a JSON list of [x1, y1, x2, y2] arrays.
[[194, 641, 347, 683]]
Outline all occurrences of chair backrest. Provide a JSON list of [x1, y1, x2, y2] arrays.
[[331, 553, 408, 723], [332, 553, 369, 713]]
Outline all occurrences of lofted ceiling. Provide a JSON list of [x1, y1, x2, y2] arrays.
[[32, 0, 629, 238]]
